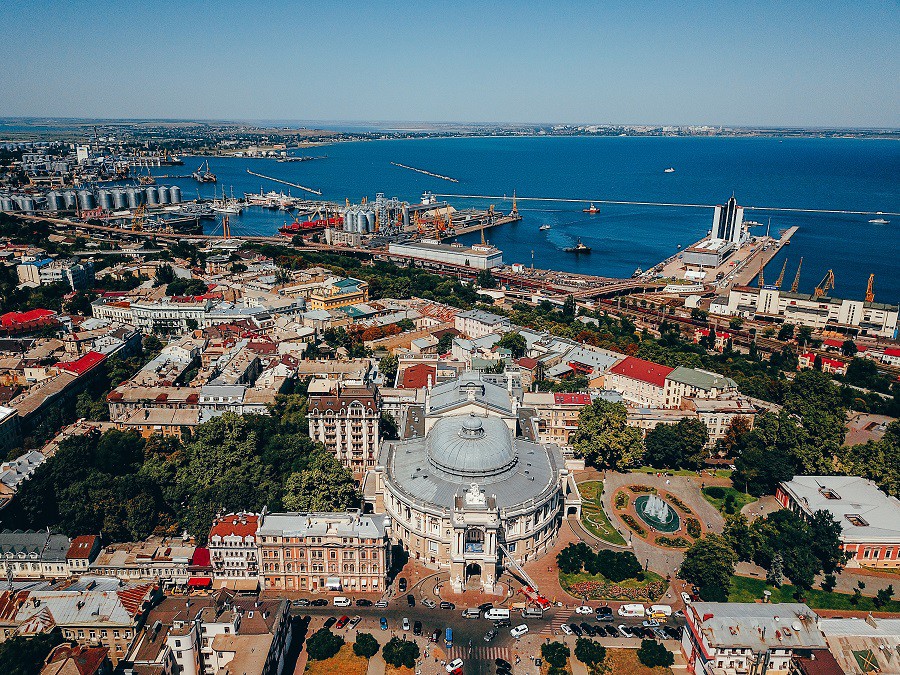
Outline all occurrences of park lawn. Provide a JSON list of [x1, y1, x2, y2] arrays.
[[578, 481, 627, 546], [701, 486, 757, 515], [306, 644, 369, 675], [607, 648, 674, 674], [729, 576, 900, 613], [540, 657, 572, 675]]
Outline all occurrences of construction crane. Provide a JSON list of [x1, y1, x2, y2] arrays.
[[865, 274, 875, 303], [482, 205, 494, 245], [757, 258, 765, 288], [813, 269, 835, 298], [775, 258, 788, 288], [790, 258, 803, 293], [131, 205, 146, 232]]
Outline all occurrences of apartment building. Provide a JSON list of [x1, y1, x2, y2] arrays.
[[307, 278, 369, 311], [307, 379, 380, 475], [664, 367, 738, 409], [606, 356, 674, 408], [798, 352, 847, 376], [453, 309, 511, 339], [257, 510, 390, 594], [208, 513, 260, 588], [521, 392, 591, 448], [0, 530, 72, 579]]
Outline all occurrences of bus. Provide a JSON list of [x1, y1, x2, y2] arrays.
[[445, 627, 453, 649]]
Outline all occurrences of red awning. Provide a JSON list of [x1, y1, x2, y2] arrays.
[[187, 577, 212, 588]]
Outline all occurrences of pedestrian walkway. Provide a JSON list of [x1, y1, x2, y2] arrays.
[[446, 646, 509, 662], [540, 613, 572, 634]]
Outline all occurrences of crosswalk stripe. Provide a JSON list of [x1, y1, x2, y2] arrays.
[[446, 646, 509, 661]]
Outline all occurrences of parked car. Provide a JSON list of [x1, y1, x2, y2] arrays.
[[484, 629, 497, 642], [335, 616, 350, 629], [494, 619, 511, 628], [560, 623, 573, 636], [431, 629, 440, 643], [334, 597, 351, 608], [402, 617, 410, 631], [292, 599, 310, 607], [413, 620, 422, 636], [375, 600, 389, 608], [681, 591, 692, 605], [422, 598, 437, 608], [440, 601, 455, 610], [398, 578, 408, 592], [478, 602, 494, 612], [665, 626, 682, 640], [642, 619, 660, 628], [311, 599, 328, 607], [604, 625, 618, 637], [406, 594, 416, 607], [356, 599, 373, 607], [569, 623, 583, 637], [581, 622, 597, 637], [348, 616, 362, 630], [575, 605, 593, 615], [510, 624, 529, 639], [495, 659, 512, 670], [380, 617, 388, 631], [617, 624, 633, 638], [323, 617, 337, 629]]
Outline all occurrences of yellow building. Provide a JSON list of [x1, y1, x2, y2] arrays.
[[307, 278, 368, 311]]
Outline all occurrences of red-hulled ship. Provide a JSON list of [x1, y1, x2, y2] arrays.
[[278, 216, 343, 236]]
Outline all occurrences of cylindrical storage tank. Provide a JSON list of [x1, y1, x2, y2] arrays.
[[97, 189, 114, 211], [343, 209, 355, 232], [46, 191, 65, 212], [145, 186, 159, 205], [18, 196, 36, 212], [63, 191, 78, 209], [125, 187, 141, 209], [157, 186, 170, 204], [78, 191, 96, 211], [168, 185, 182, 204], [112, 189, 128, 210], [365, 210, 375, 233], [0, 196, 17, 212]]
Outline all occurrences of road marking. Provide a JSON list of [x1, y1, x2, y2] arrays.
[[541, 614, 572, 634], [446, 646, 509, 662]]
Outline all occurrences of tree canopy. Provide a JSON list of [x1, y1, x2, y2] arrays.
[[382, 637, 419, 669], [572, 400, 644, 470], [644, 418, 709, 470], [679, 534, 738, 601]]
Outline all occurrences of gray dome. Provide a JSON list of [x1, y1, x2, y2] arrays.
[[426, 414, 517, 481]]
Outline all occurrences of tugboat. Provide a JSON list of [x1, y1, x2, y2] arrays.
[[582, 202, 600, 214], [539, 224, 551, 231], [192, 159, 217, 183], [564, 239, 591, 254]]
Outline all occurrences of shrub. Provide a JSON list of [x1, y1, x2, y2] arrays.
[[621, 514, 647, 537], [615, 492, 629, 509], [629, 485, 656, 494], [541, 641, 570, 669], [704, 486, 727, 500], [637, 639, 674, 668], [353, 633, 380, 659], [306, 628, 344, 661], [656, 536, 692, 548], [686, 518, 702, 538], [382, 637, 420, 669], [820, 574, 837, 592], [667, 494, 693, 514]]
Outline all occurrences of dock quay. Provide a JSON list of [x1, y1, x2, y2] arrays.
[[731, 225, 798, 287], [450, 211, 522, 235], [245, 169, 322, 195]]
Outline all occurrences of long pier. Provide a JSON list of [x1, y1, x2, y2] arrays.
[[245, 169, 322, 195], [432, 193, 900, 217], [390, 162, 459, 183]]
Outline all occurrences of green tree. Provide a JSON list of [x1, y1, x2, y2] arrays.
[[728, 317, 744, 330], [572, 400, 644, 470], [820, 574, 836, 592], [723, 513, 754, 562], [0, 629, 65, 675], [306, 628, 344, 661], [497, 332, 527, 358], [574, 638, 606, 670], [837, 421, 900, 497], [476, 269, 497, 289], [732, 412, 803, 496], [679, 534, 738, 601], [541, 642, 570, 669], [778, 323, 795, 341], [154, 263, 176, 286], [379, 354, 399, 385], [636, 639, 674, 668], [166, 277, 208, 296], [437, 332, 455, 354], [353, 633, 380, 659], [874, 585, 895, 609], [841, 340, 858, 358], [380, 412, 399, 441], [796, 325, 813, 347], [563, 295, 576, 318], [382, 637, 419, 669], [283, 450, 360, 512]]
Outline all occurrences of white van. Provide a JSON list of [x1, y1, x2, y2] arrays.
[[462, 608, 481, 619], [484, 608, 511, 621], [521, 607, 544, 619], [649, 604, 672, 618], [617, 603, 646, 617], [334, 596, 351, 607]]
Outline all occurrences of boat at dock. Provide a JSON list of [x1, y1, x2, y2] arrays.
[[192, 159, 217, 183], [564, 239, 591, 254], [632, 267, 643, 278], [582, 203, 600, 214], [279, 215, 343, 236]]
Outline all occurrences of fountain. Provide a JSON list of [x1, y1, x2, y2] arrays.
[[634, 493, 681, 533]]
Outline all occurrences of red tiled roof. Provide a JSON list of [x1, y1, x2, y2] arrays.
[[116, 583, 155, 617], [884, 348, 900, 357], [56, 350, 106, 376], [608, 356, 674, 388], [801, 352, 846, 369], [44, 644, 110, 675], [0, 309, 56, 328], [191, 547, 211, 567], [823, 338, 844, 348], [66, 535, 100, 560], [209, 513, 259, 540], [516, 357, 538, 369], [554, 393, 591, 406], [401, 364, 436, 389]]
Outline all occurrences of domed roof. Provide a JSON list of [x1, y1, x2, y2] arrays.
[[426, 414, 517, 481]]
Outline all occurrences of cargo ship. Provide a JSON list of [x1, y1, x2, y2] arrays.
[[279, 215, 343, 236]]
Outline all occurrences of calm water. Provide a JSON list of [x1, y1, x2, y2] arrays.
[[153, 137, 899, 303]]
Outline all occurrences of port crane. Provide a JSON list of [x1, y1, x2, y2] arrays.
[[865, 274, 875, 303], [813, 269, 835, 298], [131, 205, 146, 232], [790, 258, 803, 293], [757, 258, 766, 288], [775, 258, 788, 288]]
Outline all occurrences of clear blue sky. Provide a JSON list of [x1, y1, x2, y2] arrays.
[[2, 0, 898, 127]]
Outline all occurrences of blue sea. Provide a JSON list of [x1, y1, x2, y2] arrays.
[[152, 136, 900, 303]]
